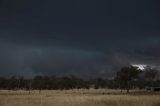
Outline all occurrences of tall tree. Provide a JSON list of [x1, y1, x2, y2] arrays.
[[144, 67, 158, 87], [32, 76, 43, 93], [115, 66, 141, 93]]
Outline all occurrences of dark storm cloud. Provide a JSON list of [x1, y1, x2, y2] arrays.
[[0, 40, 109, 78], [0, 0, 160, 78], [1, 0, 160, 36]]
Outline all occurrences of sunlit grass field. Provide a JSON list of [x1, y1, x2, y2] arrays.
[[0, 89, 160, 106]]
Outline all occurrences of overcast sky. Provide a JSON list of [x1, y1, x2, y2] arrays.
[[0, 0, 160, 78]]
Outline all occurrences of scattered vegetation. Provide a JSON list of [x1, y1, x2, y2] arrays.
[[0, 66, 160, 106], [0, 66, 159, 92]]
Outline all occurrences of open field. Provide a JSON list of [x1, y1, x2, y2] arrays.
[[0, 89, 160, 106]]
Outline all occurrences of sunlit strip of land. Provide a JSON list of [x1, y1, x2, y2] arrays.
[[0, 89, 160, 106]]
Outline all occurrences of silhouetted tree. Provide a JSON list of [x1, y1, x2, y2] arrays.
[[144, 67, 158, 87], [115, 66, 141, 93], [0, 77, 7, 89], [7, 76, 18, 90], [32, 76, 43, 93], [94, 78, 106, 89]]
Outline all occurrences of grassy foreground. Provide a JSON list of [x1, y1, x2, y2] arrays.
[[0, 89, 160, 106]]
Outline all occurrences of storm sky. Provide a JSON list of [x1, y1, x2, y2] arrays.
[[0, 0, 160, 78]]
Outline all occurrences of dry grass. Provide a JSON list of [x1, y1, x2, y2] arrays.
[[0, 89, 160, 106]]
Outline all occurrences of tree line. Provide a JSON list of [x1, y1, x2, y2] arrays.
[[0, 66, 160, 92]]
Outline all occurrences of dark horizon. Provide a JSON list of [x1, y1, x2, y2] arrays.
[[0, 0, 160, 78]]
